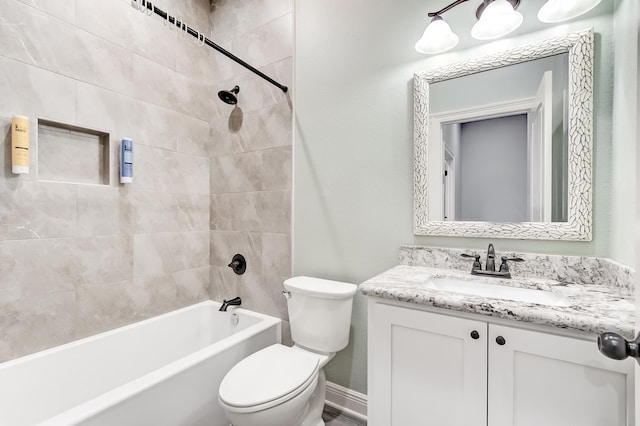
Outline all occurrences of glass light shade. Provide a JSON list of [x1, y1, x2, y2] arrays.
[[471, 0, 523, 40], [538, 0, 602, 23], [415, 17, 459, 54]]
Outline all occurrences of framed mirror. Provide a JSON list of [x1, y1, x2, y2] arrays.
[[414, 29, 593, 241]]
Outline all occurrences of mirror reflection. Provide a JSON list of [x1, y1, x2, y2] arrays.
[[429, 53, 569, 223]]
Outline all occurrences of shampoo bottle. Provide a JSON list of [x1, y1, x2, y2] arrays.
[[11, 115, 29, 174], [120, 138, 133, 183]]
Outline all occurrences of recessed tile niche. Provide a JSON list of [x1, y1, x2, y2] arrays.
[[37, 119, 110, 185]]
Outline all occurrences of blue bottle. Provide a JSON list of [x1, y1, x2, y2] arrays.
[[120, 138, 133, 183]]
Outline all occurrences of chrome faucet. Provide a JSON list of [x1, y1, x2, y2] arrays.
[[461, 244, 524, 279]]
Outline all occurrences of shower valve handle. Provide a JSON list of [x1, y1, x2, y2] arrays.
[[228, 254, 246, 275]]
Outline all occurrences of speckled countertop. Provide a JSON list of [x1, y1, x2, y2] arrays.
[[360, 265, 635, 339]]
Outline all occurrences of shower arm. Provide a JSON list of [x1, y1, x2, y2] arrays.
[[133, 0, 288, 93]]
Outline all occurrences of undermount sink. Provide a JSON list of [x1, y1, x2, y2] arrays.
[[425, 276, 570, 307]]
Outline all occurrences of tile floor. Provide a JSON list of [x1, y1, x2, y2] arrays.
[[323, 405, 367, 426]]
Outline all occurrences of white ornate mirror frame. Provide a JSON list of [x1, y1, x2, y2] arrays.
[[414, 29, 594, 241]]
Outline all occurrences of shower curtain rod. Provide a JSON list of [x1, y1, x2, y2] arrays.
[[132, 0, 288, 93]]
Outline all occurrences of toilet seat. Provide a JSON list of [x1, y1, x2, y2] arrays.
[[219, 344, 321, 413]]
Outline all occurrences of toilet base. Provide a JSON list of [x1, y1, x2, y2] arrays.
[[300, 368, 327, 426]]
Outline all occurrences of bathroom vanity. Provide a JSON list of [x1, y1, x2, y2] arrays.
[[362, 257, 635, 426]]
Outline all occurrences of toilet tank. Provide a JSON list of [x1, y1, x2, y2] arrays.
[[284, 276, 357, 353]]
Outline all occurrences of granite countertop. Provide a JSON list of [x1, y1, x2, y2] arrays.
[[360, 265, 635, 339]]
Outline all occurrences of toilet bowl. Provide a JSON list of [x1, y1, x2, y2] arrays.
[[219, 344, 329, 426], [218, 276, 357, 426]]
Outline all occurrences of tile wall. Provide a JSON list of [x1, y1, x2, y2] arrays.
[[208, 0, 293, 325], [0, 0, 293, 361]]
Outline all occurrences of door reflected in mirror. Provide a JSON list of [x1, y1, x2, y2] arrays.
[[430, 54, 568, 223]]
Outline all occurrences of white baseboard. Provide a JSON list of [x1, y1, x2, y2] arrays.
[[325, 381, 368, 422]]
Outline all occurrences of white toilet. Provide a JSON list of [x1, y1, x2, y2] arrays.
[[218, 276, 357, 426]]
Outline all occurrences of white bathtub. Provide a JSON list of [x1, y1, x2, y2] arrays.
[[0, 301, 281, 426]]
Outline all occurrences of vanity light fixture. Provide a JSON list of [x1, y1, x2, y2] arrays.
[[538, 0, 602, 23], [415, 0, 522, 55], [416, 0, 601, 54]]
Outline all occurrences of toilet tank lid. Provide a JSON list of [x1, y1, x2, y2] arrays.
[[284, 276, 357, 299]]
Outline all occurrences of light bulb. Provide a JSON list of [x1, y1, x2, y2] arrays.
[[471, 0, 523, 40], [415, 16, 459, 55], [538, 0, 602, 23]]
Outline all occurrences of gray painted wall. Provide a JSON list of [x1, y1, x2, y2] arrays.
[[294, 0, 633, 396]]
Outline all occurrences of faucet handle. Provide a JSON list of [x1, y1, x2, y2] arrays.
[[461, 253, 482, 271], [499, 256, 524, 273]]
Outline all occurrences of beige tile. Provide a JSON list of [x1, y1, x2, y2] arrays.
[[132, 189, 210, 233], [176, 113, 211, 157], [0, 290, 76, 362], [168, 0, 212, 34], [134, 231, 210, 277], [210, 193, 233, 230], [241, 100, 293, 151], [176, 35, 232, 84], [210, 146, 291, 193], [209, 265, 239, 302], [231, 14, 292, 70], [174, 72, 217, 122], [0, 1, 135, 95], [210, 230, 262, 270], [16, 0, 76, 24], [0, 1, 74, 69], [0, 239, 80, 294], [131, 55, 178, 110], [77, 83, 179, 152], [236, 266, 287, 319], [74, 235, 134, 285], [208, 99, 292, 157], [176, 266, 210, 306], [75, 281, 136, 337], [134, 145, 210, 195], [76, 0, 177, 69], [210, 0, 292, 42], [75, 275, 179, 339], [130, 274, 178, 318], [261, 232, 291, 279], [0, 57, 77, 126], [207, 113, 245, 157], [0, 236, 132, 295], [0, 181, 76, 241], [211, 190, 290, 233], [77, 185, 133, 237]]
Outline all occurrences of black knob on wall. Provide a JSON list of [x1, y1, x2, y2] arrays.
[[470, 330, 480, 340], [496, 336, 506, 346], [228, 254, 246, 275]]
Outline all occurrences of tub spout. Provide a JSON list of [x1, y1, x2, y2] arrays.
[[219, 297, 242, 311]]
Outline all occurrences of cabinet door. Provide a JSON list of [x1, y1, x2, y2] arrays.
[[368, 300, 488, 426], [488, 324, 634, 426]]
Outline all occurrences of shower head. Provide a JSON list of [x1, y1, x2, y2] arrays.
[[218, 85, 240, 105]]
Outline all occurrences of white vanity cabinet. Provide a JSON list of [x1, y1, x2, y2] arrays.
[[368, 299, 634, 426]]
